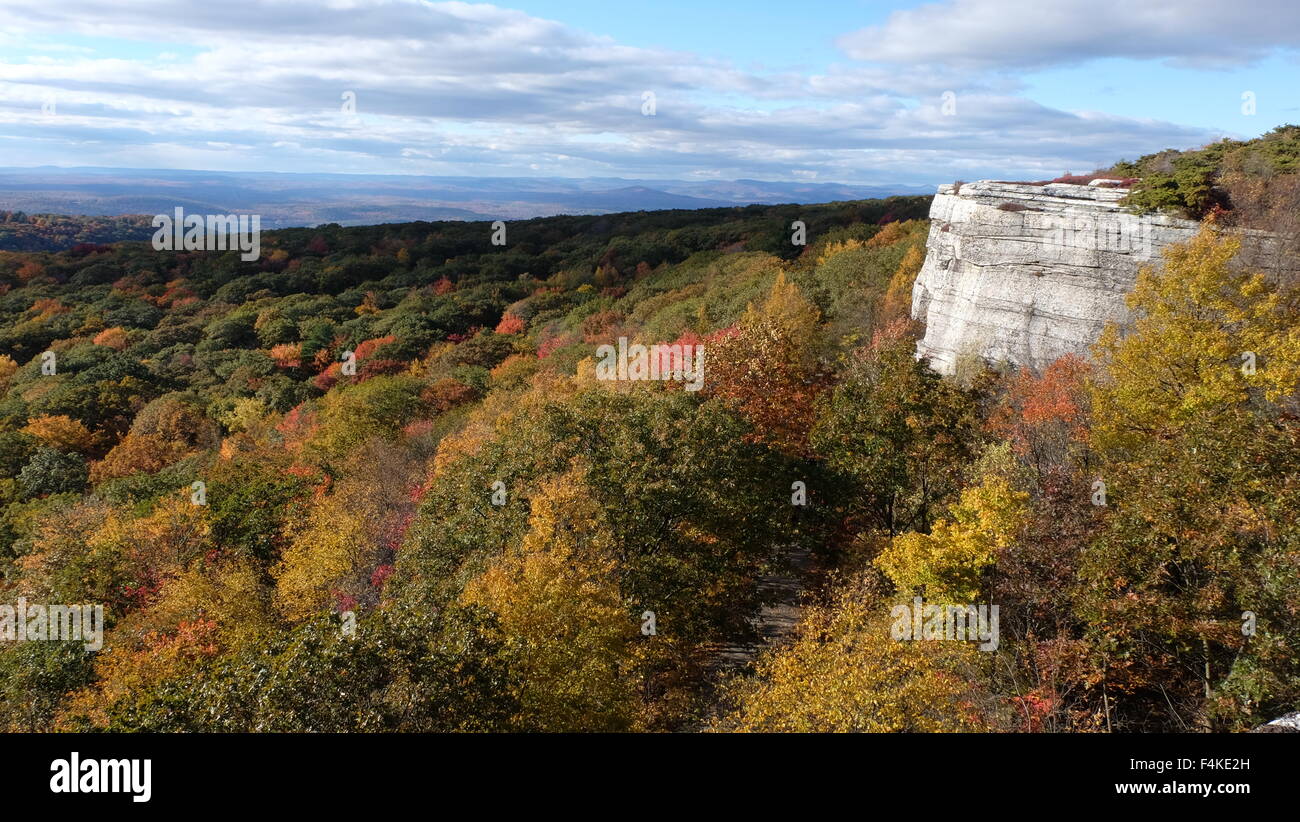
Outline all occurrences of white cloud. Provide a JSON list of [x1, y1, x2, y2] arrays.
[[838, 0, 1300, 70], [0, 0, 1238, 182]]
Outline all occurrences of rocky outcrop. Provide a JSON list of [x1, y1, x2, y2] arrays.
[[1252, 712, 1300, 732], [910, 180, 1201, 375]]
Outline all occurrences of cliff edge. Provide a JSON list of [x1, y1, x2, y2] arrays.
[[910, 180, 1200, 375]]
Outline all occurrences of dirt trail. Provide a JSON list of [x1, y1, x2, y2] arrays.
[[708, 545, 815, 670], [688, 546, 817, 730]]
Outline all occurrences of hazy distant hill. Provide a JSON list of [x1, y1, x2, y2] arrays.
[[0, 167, 934, 230]]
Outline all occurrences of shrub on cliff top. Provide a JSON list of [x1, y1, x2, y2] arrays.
[[1110, 124, 1300, 220]]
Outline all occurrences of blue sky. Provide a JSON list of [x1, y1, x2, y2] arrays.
[[0, 0, 1297, 184]]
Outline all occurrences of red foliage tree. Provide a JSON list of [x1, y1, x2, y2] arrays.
[[495, 313, 525, 335]]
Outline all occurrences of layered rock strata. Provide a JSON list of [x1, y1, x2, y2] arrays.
[[910, 180, 1200, 375]]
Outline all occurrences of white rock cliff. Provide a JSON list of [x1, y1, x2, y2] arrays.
[[910, 180, 1201, 375]]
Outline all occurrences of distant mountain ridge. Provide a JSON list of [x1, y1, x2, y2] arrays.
[[0, 166, 934, 229]]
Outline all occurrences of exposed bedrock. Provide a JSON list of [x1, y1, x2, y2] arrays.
[[910, 180, 1201, 375]]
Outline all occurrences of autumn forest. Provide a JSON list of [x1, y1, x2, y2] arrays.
[[0, 171, 1296, 734]]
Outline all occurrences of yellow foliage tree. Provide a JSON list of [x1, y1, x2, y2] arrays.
[[715, 579, 994, 732], [875, 470, 1029, 604], [122, 493, 212, 582], [1077, 226, 1300, 729], [461, 469, 639, 731], [274, 439, 418, 620], [879, 244, 926, 324], [758, 270, 821, 337], [220, 396, 271, 434], [815, 237, 866, 266], [59, 559, 273, 730], [1092, 226, 1300, 454], [116, 558, 271, 661], [0, 354, 19, 387], [273, 488, 372, 619]]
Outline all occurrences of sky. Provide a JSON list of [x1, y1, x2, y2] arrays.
[[0, 0, 1297, 185]]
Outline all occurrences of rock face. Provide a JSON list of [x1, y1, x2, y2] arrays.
[[1252, 711, 1300, 733], [910, 180, 1201, 375]]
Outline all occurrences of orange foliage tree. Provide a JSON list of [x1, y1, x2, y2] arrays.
[[23, 414, 97, 454], [92, 327, 130, 350], [706, 272, 829, 457], [986, 354, 1091, 486], [90, 434, 190, 483]]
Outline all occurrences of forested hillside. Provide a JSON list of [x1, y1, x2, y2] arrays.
[[0, 190, 1296, 733], [0, 212, 157, 253]]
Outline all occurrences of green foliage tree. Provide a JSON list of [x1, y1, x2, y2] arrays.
[[18, 447, 87, 497], [811, 325, 979, 536]]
